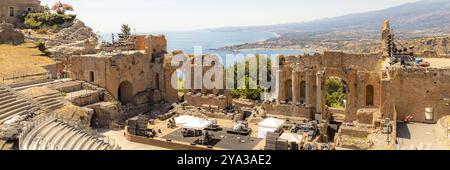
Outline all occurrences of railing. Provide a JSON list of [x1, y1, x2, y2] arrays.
[[1, 71, 51, 85]]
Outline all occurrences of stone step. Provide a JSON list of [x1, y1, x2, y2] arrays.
[[0, 89, 6, 94], [0, 90, 10, 96], [30, 122, 63, 150], [0, 94, 14, 102], [49, 127, 74, 150], [91, 141, 103, 150], [83, 138, 98, 150], [0, 109, 29, 124], [22, 120, 56, 150], [0, 92, 11, 99], [0, 98, 16, 107], [59, 129, 80, 150], [0, 104, 33, 121], [12, 79, 54, 92], [76, 136, 93, 150], [13, 78, 73, 91], [33, 92, 61, 101], [68, 133, 87, 150], [46, 102, 64, 111], [37, 97, 61, 106], [39, 124, 69, 150], [0, 99, 29, 114]]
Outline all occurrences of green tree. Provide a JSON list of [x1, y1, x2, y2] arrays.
[[118, 24, 131, 41], [325, 78, 347, 108], [227, 55, 271, 100]]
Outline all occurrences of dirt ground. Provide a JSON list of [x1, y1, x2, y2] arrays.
[[97, 129, 169, 150], [0, 42, 55, 84], [397, 122, 449, 150]]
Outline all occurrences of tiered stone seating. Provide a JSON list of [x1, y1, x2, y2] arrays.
[[0, 86, 38, 124], [20, 119, 115, 150], [31, 92, 65, 111]]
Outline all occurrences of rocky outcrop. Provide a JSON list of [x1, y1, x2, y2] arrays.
[[54, 19, 97, 43], [40, 19, 97, 48], [0, 23, 24, 45], [45, 19, 99, 58]]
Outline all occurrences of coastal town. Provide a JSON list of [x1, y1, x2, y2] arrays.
[[1, 0, 450, 151]]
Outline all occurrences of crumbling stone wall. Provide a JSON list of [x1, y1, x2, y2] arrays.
[[381, 67, 450, 122], [262, 103, 313, 119], [68, 35, 178, 106], [0, 0, 42, 25], [185, 93, 231, 109], [268, 51, 383, 123]]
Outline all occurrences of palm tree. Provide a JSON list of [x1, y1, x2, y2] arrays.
[[52, 1, 74, 15]]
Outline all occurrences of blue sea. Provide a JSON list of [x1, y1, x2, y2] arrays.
[[101, 30, 305, 66]]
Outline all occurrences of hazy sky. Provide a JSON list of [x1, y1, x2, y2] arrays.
[[41, 0, 420, 33]]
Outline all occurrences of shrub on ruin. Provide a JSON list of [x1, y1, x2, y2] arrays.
[[33, 41, 51, 56], [24, 13, 76, 29], [36, 28, 48, 34]]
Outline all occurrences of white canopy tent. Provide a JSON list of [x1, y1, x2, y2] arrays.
[[174, 115, 213, 130], [279, 133, 303, 143], [257, 117, 286, 138], [174, 115, 197, 126], [183, 118, 213, 130]]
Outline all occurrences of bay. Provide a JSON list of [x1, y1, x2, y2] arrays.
[[100, 30, 305, 66]]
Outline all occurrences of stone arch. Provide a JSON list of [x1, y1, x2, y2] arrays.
[[176, 70, 186, 91], [285, 79, 292, 101], [89, 71, 94, 82], [118, 80, 134, 105], [300, 80, 306, 100], [279, 57, 286, 66], [90, 112, 99, 128], [366, 85, 374, 106]]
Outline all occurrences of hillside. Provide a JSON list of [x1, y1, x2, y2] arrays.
[[217, 0, 450, 53]]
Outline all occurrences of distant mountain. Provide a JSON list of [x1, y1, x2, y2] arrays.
[[213, 0, 450, 38], [216, 0, 450, 53]]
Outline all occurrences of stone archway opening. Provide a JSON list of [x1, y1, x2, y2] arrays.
[[285, 79, 292, 101], [89, 71, 94, 82], [176, 70, 187, 102], [325, 77, 348, 109], [90, 112, 99, 128], [300, 80, 306, 102], [366, 85, 374, 106], [118, 80, 134, 105]]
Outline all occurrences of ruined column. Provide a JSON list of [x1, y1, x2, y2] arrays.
[[190, 66, 195, 93], [214, 67, 224, 95], [381, 20, 391, 57], [276, 70, 284, 103], [292, 70, 300, 104], [200, 66, 207, 94], [193, 65, 203, 94], [316, 72, 323, 113], [305, 69, 312, 105]]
